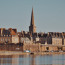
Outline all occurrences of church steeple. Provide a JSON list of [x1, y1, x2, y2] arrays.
[[29, 8, 36, 34], [30, 8, 35, 26]]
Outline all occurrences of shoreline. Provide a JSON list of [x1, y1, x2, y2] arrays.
[[0, 51, 65, 55]]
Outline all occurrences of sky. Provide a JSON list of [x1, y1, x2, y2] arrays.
[[0, 0, 65, 33]]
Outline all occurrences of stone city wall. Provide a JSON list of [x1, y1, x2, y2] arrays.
[[0, 44, 23, 51], [23, 43, 40, 52], [23, 43, 62, 52]]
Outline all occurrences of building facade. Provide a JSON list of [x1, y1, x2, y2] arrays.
[[52, 37, 63, 45], [0, 28, 19, 44]]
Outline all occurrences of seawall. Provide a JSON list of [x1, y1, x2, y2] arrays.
[[0, 51, 65, 55]]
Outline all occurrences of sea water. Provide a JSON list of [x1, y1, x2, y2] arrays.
[[0, 54, 65, 65]]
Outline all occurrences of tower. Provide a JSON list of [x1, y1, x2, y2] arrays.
[[29, 8, 36, 34]]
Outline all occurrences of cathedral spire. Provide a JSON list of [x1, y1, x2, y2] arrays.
[[29, 8, 36, 34], [30, 7, 35, 26]]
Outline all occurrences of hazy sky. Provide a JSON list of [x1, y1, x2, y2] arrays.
[[0, 0, 65, 32]]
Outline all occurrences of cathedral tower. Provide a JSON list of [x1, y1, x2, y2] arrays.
[[29, 8, 36, 34]]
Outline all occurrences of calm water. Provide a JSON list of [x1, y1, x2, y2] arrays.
[[0, 54, 65, 65]]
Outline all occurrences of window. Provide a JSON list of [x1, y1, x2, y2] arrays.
[[46, 47, 49, 50]]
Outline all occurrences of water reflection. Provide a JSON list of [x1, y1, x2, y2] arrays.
[[0, 54, 65, 65], [12, 55, 19, 65]]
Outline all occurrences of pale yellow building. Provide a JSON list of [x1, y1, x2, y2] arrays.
[[12, 35, 19, 44], [63, 38, 65, 45], [52, 37, 62, 45]]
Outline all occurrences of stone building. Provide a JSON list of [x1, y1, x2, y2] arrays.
[[62, 32, 65, 45], [12, 35, 19, 44], [0, 28, 19, 44], [51, 32, 63, 45], [20, 37, 32, 44], [34, 33, 52, 44], [63, 38, 65, 45], [0, 28, 12, 43], [0, 36, 12, 44], [9, 28, 19, 44], [52, 37, 63, 45]]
